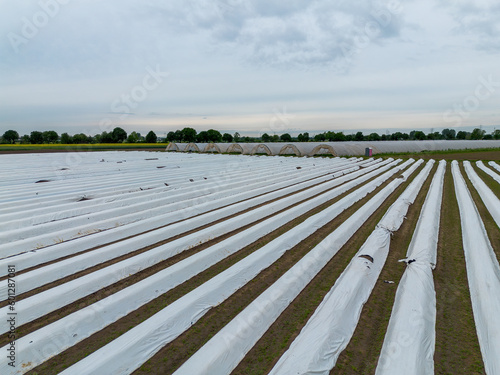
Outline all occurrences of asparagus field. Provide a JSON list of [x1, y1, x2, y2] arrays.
[[0, 151, 499, 375]]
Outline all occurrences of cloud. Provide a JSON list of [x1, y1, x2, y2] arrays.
[[444, 0, 500, 51], [143, 0, 408, 69]]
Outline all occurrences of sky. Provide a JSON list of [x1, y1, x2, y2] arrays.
[[1, 0, 500, 138]]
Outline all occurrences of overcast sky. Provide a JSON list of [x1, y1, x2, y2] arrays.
[[1, 0, 500, 137]]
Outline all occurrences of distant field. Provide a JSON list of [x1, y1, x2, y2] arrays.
[[0, 143, 166, 153], [377, 147, 500, 160]]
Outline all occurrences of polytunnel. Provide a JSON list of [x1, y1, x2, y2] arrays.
[[183, 143, 201, 152], [166, 140, 500, 156], [165, 143, 180, 152], [204, 143, 223, 153]]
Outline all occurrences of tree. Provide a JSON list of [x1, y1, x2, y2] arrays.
[[333, 132, 346, 142], [413, 131, 426, 140], [2, 130, 19, 144], [271, 135, 280, 142], [61, 133, 73, 144], [206, 129, 222, 142], [30, 131, 44, 144], [368, 132, 381, 141], [181, 127, 197, 142], [196, 131, 209, 142], [280, 133, 292, 142], [470, 128, 485, 140], [456, 131, 468, 140], [354, 131, 364, 141], [112, 127, 127, 143], [222, 133, 233, 143], [145, 131, 157, 143], [73, 133, 91, 143], [20, 135, 30, 144], [261, 133, 271, 142], [493, 130, 500, 140], [99, 131, 114, 143], [127, 131, 140, 143], [233, 132, 240, 142], [297, 132, 310, 142], [42, 130, 59, 143], [441, 128, 456, 140], [166, 131, 176, 142]]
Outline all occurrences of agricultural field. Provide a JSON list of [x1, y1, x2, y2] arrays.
[[0, 150, 499, 375]]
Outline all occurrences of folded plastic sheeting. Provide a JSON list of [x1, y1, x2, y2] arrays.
[[452, 161, 500, 375], [465, 161, 500, 228], [376, 160, 445, 375], [55, 160, 415, 375], [476, 161, 500, 185], [265, 160, 432, 375]]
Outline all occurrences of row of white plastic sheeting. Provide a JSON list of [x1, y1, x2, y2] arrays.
[[464, 161, 500, 227], [0, 158, 360, 258], [54, 160, 416, 375], [0, 158, 392, 336], [1, 159, 402, 374], [0, 159, 372, 299], [265, 160, 432, 375], [376, 160, 446, 374], [452, 160, 500, 374], [476, 161, 500, 185], [0, 158, 369, 276]]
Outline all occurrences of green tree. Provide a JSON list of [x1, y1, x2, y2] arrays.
[[493, 129, 500, 140], [233, 132, 240, 142], [368, 132, 381, 141], [30, 131, 44, 144], [60, 133, 73, 144], [20, 135, 30, 144], [261, 133, 271, 142], [441, 128, 456, 140], [2, 130, 19, 144], [222, 133, 233, 142], [145, 130, 157, 143], [456, 131, 468, 140], [354, 131, 364, 141], [333, 132, 346, 142], [470, 128, 486, 140], [112, 127, 127, 143], [42, 130, 59, 143], [181, 127, 197, 142], [280, 133, 292, 142], [127, 131, 140, 143], [166, 131, 176, 142], [206, 129, 222, 142], [414, 131, 426, 140], [72, 133, 91, 143], [196, 131, 209, 142]]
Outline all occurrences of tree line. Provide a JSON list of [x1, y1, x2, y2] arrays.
[[1, 127, 499, 145]]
